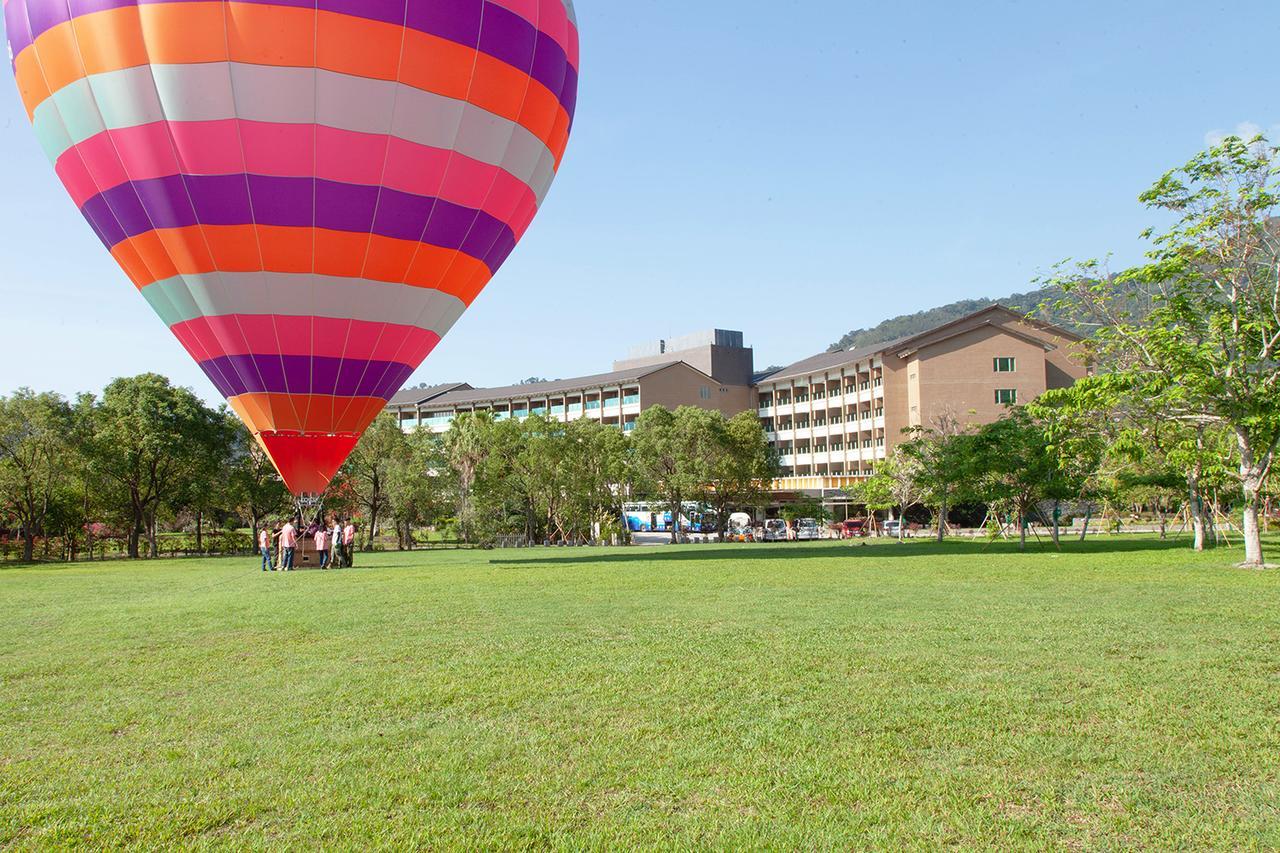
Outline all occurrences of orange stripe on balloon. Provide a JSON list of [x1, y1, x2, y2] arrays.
[[23, 3, 570, 160], [229, 392, 388, 435], [114, 225, 493, 303]]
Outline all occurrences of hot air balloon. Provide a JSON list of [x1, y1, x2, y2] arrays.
[[4, 0, 578, 495]]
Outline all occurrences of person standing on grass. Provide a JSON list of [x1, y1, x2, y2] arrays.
[[315, 525, 329, 569], [279, 519, 297, 571], [330, 517, 344, 568], [343, 520, 356, 567], [258, 525, 272, 572]]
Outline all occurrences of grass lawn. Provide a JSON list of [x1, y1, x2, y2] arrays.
[[2, 537, 1278, 848]]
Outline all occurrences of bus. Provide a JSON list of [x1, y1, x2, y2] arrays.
[[622, 502, 717, 533]]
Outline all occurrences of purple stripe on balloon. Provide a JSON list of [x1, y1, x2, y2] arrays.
[[199, 354, 416, 399], [5, 2, 34, 71], [13, 0, 577, 119], [79, 174, 517, 272]]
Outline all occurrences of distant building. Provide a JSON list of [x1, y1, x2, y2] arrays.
[[755, 305, 1086, 494], [385, 307, 1087, 496], [394, 330, 755, 434]]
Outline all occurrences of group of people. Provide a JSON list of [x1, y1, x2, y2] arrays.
[[258, 515, 357, 572]]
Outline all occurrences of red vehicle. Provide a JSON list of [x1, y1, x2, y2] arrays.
[[838, 518, 869, 538]]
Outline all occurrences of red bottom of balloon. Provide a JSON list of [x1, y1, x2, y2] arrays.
[[258, 432, 361, 496]]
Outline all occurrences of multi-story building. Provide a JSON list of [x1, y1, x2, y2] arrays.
[[755, 305, 1085, 493], [386, 306, 1087, 497], [389, 330, 755, 434]]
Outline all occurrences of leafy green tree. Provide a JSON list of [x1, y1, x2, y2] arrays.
[[1045, 135, 1280, 566], [851, 467, 895, 536], [227, 418, 290, 546], [444, 412, 496, 543], [0, 389, 75, 562], [706, 412, 779, 537], [341, 413, 409, 550], [967, 408, 1082, 552], [385, 428, 450, 549], [82, 374, 224, 558], [630, 406, 720, 543], [899, 410, 973, 541], [854, 449, 924, 541]]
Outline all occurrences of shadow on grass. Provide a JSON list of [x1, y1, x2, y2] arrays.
[[487, 535, 1203, 567]]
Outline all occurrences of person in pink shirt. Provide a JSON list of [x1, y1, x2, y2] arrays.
[[278, 520, 297, 571], [315, 526, 330, 569], [343, 521, 356, 568], [258, 526, 272, 572]]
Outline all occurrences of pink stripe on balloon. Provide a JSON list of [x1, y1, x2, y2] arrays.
[[55, 120, 541, 238], [171, 315, 441, 364]]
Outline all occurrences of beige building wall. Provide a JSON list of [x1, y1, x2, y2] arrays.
[[638, 362, 755, 417], [880, 353, 912, 451], [914, 326, 1049, 430]]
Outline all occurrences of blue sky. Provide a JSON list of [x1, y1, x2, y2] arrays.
[[1, 0, 1276, 401]]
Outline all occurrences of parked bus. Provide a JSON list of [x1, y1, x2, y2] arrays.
[[622, 502, 717, 533]]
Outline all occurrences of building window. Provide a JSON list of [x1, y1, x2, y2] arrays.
[[699, 385, 711, 400], [995, 389, 1018, 405], [994, 357, 1016, 373]]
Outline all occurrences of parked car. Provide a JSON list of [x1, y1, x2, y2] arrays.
[[762, 518, 789, 542], [795, 518, 821, 541], [883, 519, 901, 537], [837, 518, 869, 538]]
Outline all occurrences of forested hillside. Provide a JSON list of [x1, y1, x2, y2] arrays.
[[827, 284, 1087, 352]]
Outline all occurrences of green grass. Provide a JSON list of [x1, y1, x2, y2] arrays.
[[3, 537, 1279, 848]]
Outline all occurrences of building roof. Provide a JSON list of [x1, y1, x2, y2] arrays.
[[760, 305, 1076, 384], [761, 334, 916, 383], [422, 360, 705, 408], [386, 383, 471, 407]]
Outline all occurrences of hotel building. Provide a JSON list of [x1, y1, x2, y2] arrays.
[[386, 330, 755, 434], [387, 306, 1087, 496]]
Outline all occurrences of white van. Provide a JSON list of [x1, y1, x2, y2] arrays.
[[795, 518, 821, 541]]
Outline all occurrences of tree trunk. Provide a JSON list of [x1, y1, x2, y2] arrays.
[[195, 509, 203, 553], [669, 492, 681, 544], [367, 497, 379, 552], [147, 512, 159, 558], [22, 532, 34, 563], [1078, 504, 1091, 542], [1236, 430, 1267, 568], [1188, 468, 1208, 552], [935, 494, 947, 542], [1051, 499, 1060, 546], [1018, 509, 1027, 553]]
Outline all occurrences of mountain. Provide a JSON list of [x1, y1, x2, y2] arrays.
[[826, 284, 1088, 352]]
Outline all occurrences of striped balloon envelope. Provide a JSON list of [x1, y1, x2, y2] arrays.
[[4, 0, 578, 494]]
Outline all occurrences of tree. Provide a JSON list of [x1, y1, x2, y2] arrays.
[[82, 374, 224, 558], [341, 413, 409, 551], [706, 412, 779, 537], [898, 410, 972, 541], [385, 429, 450, 549], [227, 419, 290, 546], [560, 418, 630, 543], [0, 390, 75, 562], [630, 406, 720, 543], [854, 449, 924, 541], [444, 411, 496, 544], [967, 408, 1081, 552], [1046, 135, 1280, 566]]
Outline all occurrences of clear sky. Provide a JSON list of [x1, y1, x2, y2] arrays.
[[1, 0, 1276, 402]]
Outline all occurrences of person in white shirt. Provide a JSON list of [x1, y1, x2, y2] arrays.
[[330, 518, 344, 568]]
